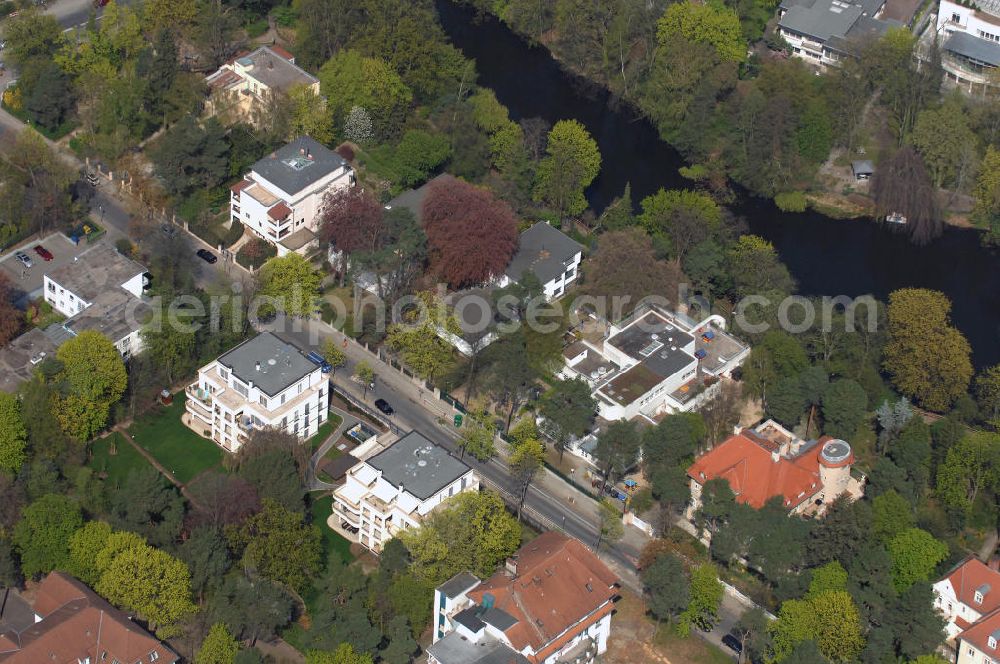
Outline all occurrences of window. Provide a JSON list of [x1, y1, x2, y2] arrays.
[[565, 267, 575, 279], [233, 381, 248, 398], [259, 395, 268, 408], [281, 393, 286, 405], [149, 653, 160, 663], [990, 637, 998, 649], [218, 367, 229, 381], [952, 12, 961, 21], [976, 591, 984, 604], [461, 477, 467, 490], [47, 282, 55, 292]]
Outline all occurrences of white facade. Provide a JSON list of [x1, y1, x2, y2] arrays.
[[938, 0, 1000, 46], [936, 0, 1000, 89], [185, 357, 328, 453], [934, 576, 984, 640], [495, 249, 582, 300], [332, 437, 479, 554], [231, 138, 354, 256]]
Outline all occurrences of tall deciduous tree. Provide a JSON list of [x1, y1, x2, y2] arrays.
[[0, 393, 27, 475], [975, 364, 1000, 430], [13, 494, 82, 577], [508, 430, 545, 520], [259, 254, 321, 318], [149, 114, 228, 197], [196, 623, 239, 664], [537, 378, 596, 460], [642, 552, 689, 624], [228, 499, 322, 593], [594, 419, 642, 488], [54, 331, 127, 441], [421, 177, 518, 288], [584, 228, 686, 318], [884, 289, 972, 411], [533, 119, 601, 221], [318, 50, 412, 140], [972, 145, 1000, 244], [871, 147, 942, 245], [935, 432, 1000, 514], [657, 0, 745, 63], [638, 188, 721, 263], [821, 378, 868, 440], [887, 528, 948, 592], [319, 187, 385, 282]]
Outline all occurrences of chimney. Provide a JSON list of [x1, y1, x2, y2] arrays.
[[771, 450, 780, 463], [505, 557, 518, 578], [299, 147, 305, 155], [255, 361, 260, 371], [267, 57, 274, 69]]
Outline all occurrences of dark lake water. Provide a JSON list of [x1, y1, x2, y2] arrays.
[[436, 0, 1000, 370]]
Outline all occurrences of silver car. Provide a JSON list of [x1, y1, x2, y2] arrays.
[[14, 252, 32, 268]]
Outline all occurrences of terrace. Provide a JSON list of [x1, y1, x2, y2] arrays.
[[600, 364, 664, 406]]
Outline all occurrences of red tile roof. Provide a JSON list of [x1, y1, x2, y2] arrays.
[[268, 202, 292, 221], [230, 178, 252, 194], [941, 557, 1000, 616], [467, 532, 618, 661], [0, 573, 178, 664], [270, 44, 295, 61], [687, 430, 830, 510], [959, 606, 1000, 656]]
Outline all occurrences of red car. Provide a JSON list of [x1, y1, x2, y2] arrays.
[[33, 245, 53, 261]]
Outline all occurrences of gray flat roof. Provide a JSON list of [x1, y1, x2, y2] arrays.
[[426, 631, 528, 664], [252, 136, 348, 197], [946, 31, 1000, 67], [481, 607, 518, 631], [385, 173, 456, 223], [608, 311, 696, 380], [0, 328, 59, 392], [779, 0, 863, 41], [218, 332, 317, 396], [65, 289, 150, 343], [0, 589, 35, 633], [439, 571, 481, 599], [367, 430, 472, 501], [243, 46, 318, 91], [504, 222, 583, 285], [279, 226, 316, 251], [852, 160, 874, 174], [44, 242, 146, 303]]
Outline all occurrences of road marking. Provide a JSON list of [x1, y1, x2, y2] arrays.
[[61, 14, 105, 32]]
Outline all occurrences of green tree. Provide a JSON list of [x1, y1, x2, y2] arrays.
[[821, 379, 868, 439], [509, 434, 545, 520], [642, 552, 689, 624], [884, 289, 972, 412], [318, 50, 413, 140], [354, 360, 375, 399], [727, 235, 794, 299], [0, 393, 27, 474], [149, 114, 229, 197], [67, 520, 114, 585], [400, 491, 520, 585], [180, 526, 231, 600], [229, 499, 322, 593], [887, 528, 948, 592], [657, 0, 745, 63], [594, 419, 642, 488], [96, 541, 197, 634], [972, 145, 1000, 243], [807, 561, 848, 599], [596, 498, 624, 551], [54, 330, 128, 440], [197, 623, 239, 664], [110, 466, 185, 548], [872, 490, 914, 543], [305, 644, 373, 664], [259, 254, 321, 318], [469, 88, 509, 133], [13, 494, 82, 577], [209, 575, 293, 645], [321, 340, 347, 378], [457, 409, 497, 462], [975, 364, 1000, 430], [538, 378, 596, 460], [910, 98, 978, 189], [682, 563, 723, 632], [770, 591, 865, 663], [935, 432, 1000, 514], [3, 10, 64, 68], [638, 188, 721, 263], [533, 119, 601, 220]]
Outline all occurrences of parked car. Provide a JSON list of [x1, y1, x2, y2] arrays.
[[14, 252, 32, 268], [722, 634, 743, 654], [196, 249, 217, 264], [374, 399, 394, 415], [306, 351, 332, 373], [33, 245, 53, 261]]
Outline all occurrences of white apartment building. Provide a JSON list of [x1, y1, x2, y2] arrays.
[[231, 136, 354, 256], [560, 306, 749, 423], [936, 0, 1000, 90], [206, 45, 320, 125], [185, 332, 329, 453], [42, 242, 149, 358], [497, 222, 583, 301], [332, 431, 478, 554]]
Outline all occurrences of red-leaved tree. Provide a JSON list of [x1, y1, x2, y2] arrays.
[[422, 177, 519, 288], [318, 187, 386, 282], [0, 274, 22, 346]]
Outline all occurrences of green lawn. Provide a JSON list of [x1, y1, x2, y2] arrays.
[[308, 414, 342, 452], [127, 392, 224, 484], [89, 432, 151, 485]]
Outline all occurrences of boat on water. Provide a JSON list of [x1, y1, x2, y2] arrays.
[[885, 212, 908, 224]]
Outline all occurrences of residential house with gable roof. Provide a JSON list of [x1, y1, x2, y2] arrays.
[[777, 0, 900, 68], [0, 571, 178, 664], [429, 532, 619, 664], [231, 136, 354, 256], [955, 604, 1000, 664], [686, 419, 865, 519], [498, 222, 583, 301], [934, 556, 1000, 641]]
